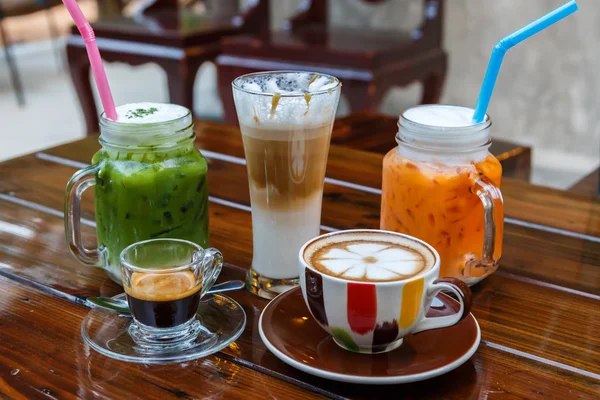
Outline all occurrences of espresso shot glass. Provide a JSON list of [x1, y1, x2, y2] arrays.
[[120, 239, 222, 351]]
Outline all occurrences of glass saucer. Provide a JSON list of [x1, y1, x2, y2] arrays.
[[81, 293, 246, 364]]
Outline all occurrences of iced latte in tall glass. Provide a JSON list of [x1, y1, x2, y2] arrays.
[[232, 72, 341, 299]]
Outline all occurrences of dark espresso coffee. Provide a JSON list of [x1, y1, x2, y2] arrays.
[[125, 270, 202, 328]]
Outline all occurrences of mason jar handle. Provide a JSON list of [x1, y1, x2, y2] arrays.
[[472, 176, 504, 268], [64, 164, 106, 267], [199, 248, 223, 297], [412, 278, 472, 334]]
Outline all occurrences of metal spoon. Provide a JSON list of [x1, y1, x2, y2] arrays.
[[86, 280, 245, 314]]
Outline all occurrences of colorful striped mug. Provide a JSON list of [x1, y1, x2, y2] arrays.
[[299, 230, 472, 354]]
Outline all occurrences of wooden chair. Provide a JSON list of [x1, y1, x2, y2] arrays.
[[569, 167, 600, 197], [217, 0, 447, 124], [66, 0, 269, 135]]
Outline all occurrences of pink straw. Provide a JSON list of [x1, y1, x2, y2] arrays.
[[62, 0, 117, 120]]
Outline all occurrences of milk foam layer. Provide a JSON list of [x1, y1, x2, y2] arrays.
[[100, 102, 193, 147], [236, 72, 338, 94], [403, 105, 478, 128], [115, 102, 189, 124], [233, 72, 341, 128], [398, 105, 491, 165], [305, 232, 436, 282]]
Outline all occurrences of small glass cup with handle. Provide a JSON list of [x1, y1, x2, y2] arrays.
[[120, 238, 222, 351], [81, 238, 248, 363]]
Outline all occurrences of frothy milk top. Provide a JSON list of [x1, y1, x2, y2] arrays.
[[235, 72, 339, 95], [304, 232, 436, 282], [114, 102, 189, 124], [398, 105, 491, 164], [233, 72, 341, 128], [100, 102, 193, 146], [403, 105, 478, 128]]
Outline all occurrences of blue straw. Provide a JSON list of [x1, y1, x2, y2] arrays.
[[473, 0, 579, 123]]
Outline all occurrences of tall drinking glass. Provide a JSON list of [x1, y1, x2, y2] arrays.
[[232, 71, 341, 299]]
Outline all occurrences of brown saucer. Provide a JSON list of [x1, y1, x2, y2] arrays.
[[259, 287, 480, 384]]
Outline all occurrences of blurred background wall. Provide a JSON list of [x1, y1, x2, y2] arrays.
[[0, 0, 597, 188], [292, 0, 599, 187]]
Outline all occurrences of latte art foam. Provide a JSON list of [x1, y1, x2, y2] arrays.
[[305, 232, 436, 282]]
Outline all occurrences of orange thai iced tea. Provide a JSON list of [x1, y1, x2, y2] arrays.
[[380, 105, 504, 285]]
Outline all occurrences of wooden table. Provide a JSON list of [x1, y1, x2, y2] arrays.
[[0, 119, 599, 399]]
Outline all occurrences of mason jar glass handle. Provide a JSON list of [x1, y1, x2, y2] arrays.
[[472, 176, 503, 268], [65, 164, 106, 267]]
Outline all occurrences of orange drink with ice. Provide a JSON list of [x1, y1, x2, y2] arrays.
[[380, 105, 504, 285]]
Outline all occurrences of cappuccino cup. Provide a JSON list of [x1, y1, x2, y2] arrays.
[[299, 229, 472, 354]]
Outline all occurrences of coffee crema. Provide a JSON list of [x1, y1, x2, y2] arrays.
[[305, 233, 435, 282], [126, 270, 201, 301], [125, 270, 202, 328]]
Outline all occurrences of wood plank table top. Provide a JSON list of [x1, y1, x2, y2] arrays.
[[0, 118, 599, 399]]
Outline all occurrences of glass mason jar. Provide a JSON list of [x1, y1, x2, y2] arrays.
[[65, 104, 209, 284], [380, 105, 504, 286]]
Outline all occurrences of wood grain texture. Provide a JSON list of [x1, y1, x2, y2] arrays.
[[0, 275, 329, 400], [192, 120, 598, 238], [1, 201, 599, 399], [1, 116, 599, 399], [6, 149, 599, 295], [2, 186, 600, 370], [41, 119, 600, 239], [2, 165, 600, 396]]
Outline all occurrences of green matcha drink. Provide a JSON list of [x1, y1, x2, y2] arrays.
[[65, 103, 209, 283]]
